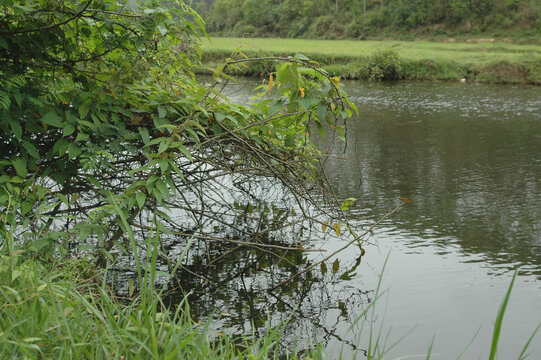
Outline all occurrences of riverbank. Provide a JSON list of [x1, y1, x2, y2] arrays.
[[2, 247, 537, 359], [0, 250, 315, 359], [197, 37, 541, 84]]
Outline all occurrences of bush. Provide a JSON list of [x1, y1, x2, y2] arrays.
[[365, 49, 403, 81]]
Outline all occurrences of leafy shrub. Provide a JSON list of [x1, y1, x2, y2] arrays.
[[365, 49, 403, 81], [344, 20, 362, 38]]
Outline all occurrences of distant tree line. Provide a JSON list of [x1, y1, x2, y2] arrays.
[[193, 0, 541, 38]]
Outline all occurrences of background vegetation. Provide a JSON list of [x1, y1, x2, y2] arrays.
[[199, 37, 541, 83], [195, 0, 541, 41]]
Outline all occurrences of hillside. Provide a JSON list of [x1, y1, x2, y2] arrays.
[[193, 0, 540, 41]]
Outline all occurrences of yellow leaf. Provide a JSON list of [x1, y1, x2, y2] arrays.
[[298, 87, 305, 98], [268, 74, 274, 95], [331, 103, 336, 111], [110, 88, 117, 99], [333, 223, 341, 236], [320, 262, 327, 275], [321, 221, 329, 233], [331, 76, 340, 88], [332, 258, 340, 273]]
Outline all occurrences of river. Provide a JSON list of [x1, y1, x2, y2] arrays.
[[190, 78, 541, 359]]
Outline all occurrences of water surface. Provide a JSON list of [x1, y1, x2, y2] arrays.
[[202, 78, 541, 359]]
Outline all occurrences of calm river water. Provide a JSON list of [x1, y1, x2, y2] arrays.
[[202, 78, 541, 359]]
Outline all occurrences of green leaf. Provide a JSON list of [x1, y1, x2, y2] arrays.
[[159, 159, 169, 172], [158, 139, 170, 154], [75, 132, 89, 142], [175, 142, 193, 162], [21, 201, 33, 215], [156, 180, 168, 198], [8, 116, 22, 139], [11, 157, 27, 178], [489, 269, 518, 360], [316, 105, 327, 123], [211, 123, 222, 134], [294, 53, 309, 61], [55, 193, 69, 205], [12, 269, 22, 281], [139, 128, 150, 144], [41, 111, 63, 128], [158, 106, 167, 119], [341, 197, 357, 211], [110, 72, 120, 87], [136, 192, 146, 209], [29, 237, 52, 252], [68, 143, 82, 159], [78, 224, 93, 241], [79, 103, 90, 119], [321, 262, 327, 275], [22, 141, 39, 159], [269, 101, 283, 116], [63, 124, 75, 137]]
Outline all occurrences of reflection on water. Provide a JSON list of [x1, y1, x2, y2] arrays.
[[182, 78, 541, 359], [315, 81, 541, 359], [320, 81, 541, 277]]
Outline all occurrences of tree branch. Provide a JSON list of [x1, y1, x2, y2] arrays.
[[0, 0, 93, 35]]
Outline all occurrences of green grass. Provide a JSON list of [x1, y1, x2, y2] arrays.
[[199, 37, 541, 84], [0, 209, 316, 360], [1, 246, 540, 359], [201, 37, 541, 64], [0, 251, 320, 359]]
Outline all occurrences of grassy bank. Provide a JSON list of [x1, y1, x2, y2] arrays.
[[1, 246, 539, 359], [198, 37, 541, 84], [0, 250, 318, 359]]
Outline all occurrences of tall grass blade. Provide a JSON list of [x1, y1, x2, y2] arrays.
[[517, 322, 541, 360], [489, 269, 518, 360], [426, 335, 435, 360], [456, 325, 481, 360]]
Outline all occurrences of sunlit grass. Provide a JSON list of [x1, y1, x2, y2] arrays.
[[199, 37, 541, 83], [201, 37, 541, 66]]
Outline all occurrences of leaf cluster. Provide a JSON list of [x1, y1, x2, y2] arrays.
[[0, 0, 356, 275]]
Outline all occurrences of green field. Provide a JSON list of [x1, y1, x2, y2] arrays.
[[199, 37, 541, 84]]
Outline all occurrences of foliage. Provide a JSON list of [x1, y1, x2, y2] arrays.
[[0, 0, 356, 293], [197, 0, 541, 39], [363, 49, 402, 81]]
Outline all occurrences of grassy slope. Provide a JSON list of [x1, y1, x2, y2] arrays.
[[199, 37, 541, 84]]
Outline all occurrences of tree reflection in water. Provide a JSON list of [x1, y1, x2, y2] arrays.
[[109, 170, 377, 356]]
